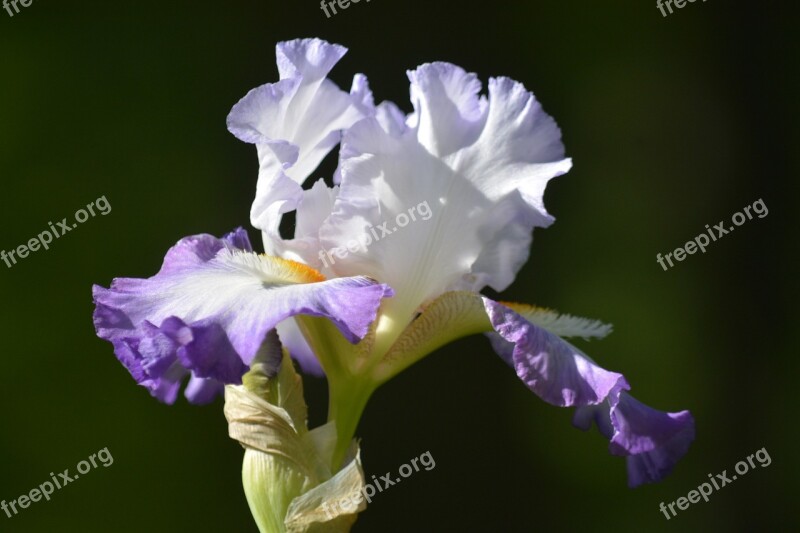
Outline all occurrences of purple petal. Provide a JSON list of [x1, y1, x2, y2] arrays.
[[276, 319, 324, 376], [152, 227, 253, 277], [485, 298, 693, 485], [93, 228, 392, 403], [110, 328, 185, 404], [160, 317, 249, 384], [483, 299, 628, 407], [184, 375, 225, 405], [575, 393, 695, 487]]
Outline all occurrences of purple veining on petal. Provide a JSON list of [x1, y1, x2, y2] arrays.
[[93, 228, 392, 403], [109, 325, 185, 404], [483, 299, 628, 407], [484, 298, 692, 485], [160, 317, 249, 385]]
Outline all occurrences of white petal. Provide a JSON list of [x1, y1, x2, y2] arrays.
[[318, 63, 571, 337], [227, 38, 373, 237]]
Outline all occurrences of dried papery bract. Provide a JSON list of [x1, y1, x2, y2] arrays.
[[224, 343, 366, 533]]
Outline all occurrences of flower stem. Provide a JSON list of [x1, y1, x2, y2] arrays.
[[327, 376, 376, 472]]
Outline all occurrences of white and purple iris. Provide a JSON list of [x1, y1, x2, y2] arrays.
[[93, 38, 693, 488]]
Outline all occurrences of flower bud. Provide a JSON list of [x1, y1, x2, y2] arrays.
[[225, 335, 366, 532]]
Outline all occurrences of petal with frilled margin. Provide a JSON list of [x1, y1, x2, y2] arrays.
[[226, 38, 373, 255], [483, 299, 627, 407], [321, 63, 572, 343], [574, 393, 695, 487], [93, 228, 392, 403], [372, 291, 691, 485]]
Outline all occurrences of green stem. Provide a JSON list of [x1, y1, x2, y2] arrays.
[[327, 376, 376, 472]]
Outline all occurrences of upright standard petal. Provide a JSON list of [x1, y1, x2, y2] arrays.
[[226, 38, 374, 256], [318, 63, 572, 342], [93, 229, 392, 403]]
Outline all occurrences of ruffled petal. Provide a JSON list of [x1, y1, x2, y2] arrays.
[[484, 298, 693, 485], [408, 62, 487, 156], [93, 229, 392, 403], [367, 290, 692, 486], [226, 38, 374, 248], [574, 393, 695, 487], [160, 317, 249, 384], [227, 39, 362, 180], [483, 299, 628, 406], [318, 63, 571, 337], [109, 329, 185, 404]]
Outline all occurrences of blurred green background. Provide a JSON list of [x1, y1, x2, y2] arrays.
[[1, 1, 797, 531]]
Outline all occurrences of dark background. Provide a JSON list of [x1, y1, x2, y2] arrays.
[[1, 1, 797, 532]]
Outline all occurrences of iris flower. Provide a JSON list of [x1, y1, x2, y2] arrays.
[[93, 38, 694, 531]]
